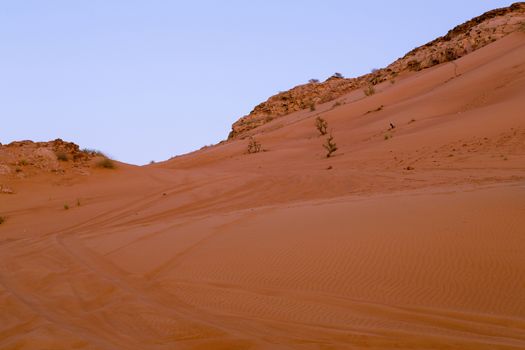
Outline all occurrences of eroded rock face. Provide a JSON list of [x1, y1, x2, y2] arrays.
[[0, 139, 96, 178], [228, 2, 525, 139]]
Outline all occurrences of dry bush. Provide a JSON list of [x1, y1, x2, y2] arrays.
[[407, 59, 421, 71], [0, 216, 5, 225], [315, 117, 328, 136], [247, 137, 262, 154], [96, 157, 116, 169], [82, 148, 106, 157], [364, 85, 375, 96], [309, 78, 320, 84], [56, 151, 68, 161], [323, 134, 338, 158]]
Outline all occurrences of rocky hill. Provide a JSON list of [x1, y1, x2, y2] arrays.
[[228, 2, 525, 139], [0, 139, 113, 182]]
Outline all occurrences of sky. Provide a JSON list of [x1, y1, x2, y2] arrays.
[[0, 1, 514, 165]]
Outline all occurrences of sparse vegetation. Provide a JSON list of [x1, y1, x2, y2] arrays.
[[310, 103, 316, 112], [82, 148, 106, 157], [384, 133, 392, 140], [96, 157, 116, 169], [519, 22, 525, 32], [18, 159, 28, 166], [364, 85, 375, 96], [315, 117, 328, 136], [332, 72, 344, 78], [445, 48, 457, 62], [56, 151, 68, 161], [332, 101, 343, 108], [64, 204, 69, 210], [323, 134, 338, 158], [308, 79, 320, 84], [371, 68, 379, 73], [0, 216, 5, 225], [247, 137, 262, 154], [77, 199, 81, 207], [407, 59, 421, 71], [366, 105, 384, 114]]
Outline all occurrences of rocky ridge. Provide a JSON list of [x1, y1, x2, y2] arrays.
[[228, 2, 525, 139]]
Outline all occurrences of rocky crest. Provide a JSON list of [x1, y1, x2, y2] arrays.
[[228, 2, 525, 139], [0, 139, 104, 179]]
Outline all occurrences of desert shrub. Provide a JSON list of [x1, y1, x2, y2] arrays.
[[365, 105, 384, 114], [407, 59, 421, 71], [384, 133, 392, 140], [364, 85, 375, 96], [310, 103, 316, 112], [332, 72, 344, 78], [315, 117, 328, 136], [309, 78, 320, 84], [64, 204, 69, 210], [332, 101, 342, 108], [444, 49, 457, 62], [370, 68, 379, 73], [56, 151, 68, 161], [82, 148, 106, 157], [323, 134, 338, 158], [96, 157, 116, 169], [247, 137, 262, 154], [18, 159, 28, 166], [519, 22, 525, 32], [0, 216, 5, 225]]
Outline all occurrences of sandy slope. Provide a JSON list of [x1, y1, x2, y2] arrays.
[[1, 33, 525, 349]]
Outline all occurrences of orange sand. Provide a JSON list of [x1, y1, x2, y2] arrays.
[[1, 33, 525, 349]]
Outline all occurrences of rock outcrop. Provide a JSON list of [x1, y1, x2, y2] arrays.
[[228, 2, 525, 139], [0, 139, 101, 178]]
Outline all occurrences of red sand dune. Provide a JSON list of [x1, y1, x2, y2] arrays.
[[1, 19, 525, 350]]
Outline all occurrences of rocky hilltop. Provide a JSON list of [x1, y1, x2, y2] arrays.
[[0, 139, 113, 182], [228, 2, 525, 139]]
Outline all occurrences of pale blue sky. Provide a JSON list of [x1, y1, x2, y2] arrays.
[[0, 1, 513, 164]]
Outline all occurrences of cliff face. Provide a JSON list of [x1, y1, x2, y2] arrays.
[[228, 2, 525, 139]]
